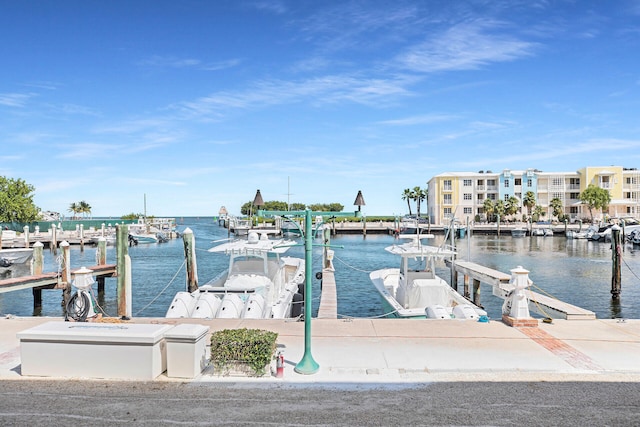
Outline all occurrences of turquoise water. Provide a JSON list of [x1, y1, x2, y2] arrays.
[[1, 217, 639, 320]]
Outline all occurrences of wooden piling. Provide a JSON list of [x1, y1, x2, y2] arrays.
[[97, 237, 107, 293], [183, 228, 198, 293], [611, 225, 622, 299], [472, 278, 481, 306], [32, 242, 44, 276], [60, 241, 71, 311], [23, 226, 29, 248], [463, 274, 469, 297], [116, 224, 130, 317], [32, 242, 44, 310], [323, 227, 331, 269], [50, 224, 58, 254]]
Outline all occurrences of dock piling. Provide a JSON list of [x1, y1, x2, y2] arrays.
[[611, 225, 622, 299], [116, 224, 130, 318], [183, 228, 198, 293]]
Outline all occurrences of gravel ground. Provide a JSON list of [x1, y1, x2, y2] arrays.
[[1, 380, 639, 426]]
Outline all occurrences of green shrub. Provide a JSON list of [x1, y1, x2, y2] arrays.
[[210, 328, 278, 376]]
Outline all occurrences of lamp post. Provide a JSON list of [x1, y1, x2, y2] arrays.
[[257, 191, 363, 375]]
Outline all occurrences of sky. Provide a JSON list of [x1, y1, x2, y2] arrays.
[[1, 0, 640, 218]]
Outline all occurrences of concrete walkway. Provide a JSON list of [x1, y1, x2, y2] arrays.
[[1, 316, 639, 383]]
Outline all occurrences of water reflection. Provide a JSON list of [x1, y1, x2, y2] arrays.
[[1, 222, 640, 320]]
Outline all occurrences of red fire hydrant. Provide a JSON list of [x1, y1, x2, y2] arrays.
[[276, 351, 284, 378]]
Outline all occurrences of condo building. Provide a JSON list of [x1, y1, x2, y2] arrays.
[[427, 166, 640, 225]]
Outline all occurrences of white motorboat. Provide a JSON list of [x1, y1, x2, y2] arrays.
[[0, 248, 33, 268], [166, 231, 305, 319], [229, 217, 251, 236], [369, 235, 487, 319], [511, 227, 527, 237]]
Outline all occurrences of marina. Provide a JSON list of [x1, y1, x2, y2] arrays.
[[0, 217, 639, 321]]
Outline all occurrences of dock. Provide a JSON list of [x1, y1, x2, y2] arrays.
[[446, 260, 596, 320], [0, 264, 117, 294], [317, 268, 337, 319]]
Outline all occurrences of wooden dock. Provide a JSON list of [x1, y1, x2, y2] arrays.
[[0, 264, 117, 294], [317, 268, 337, 319], [446, 260, 596, 320]]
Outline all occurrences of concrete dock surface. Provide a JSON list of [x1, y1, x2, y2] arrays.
[[1, 316, 640, 426], [1, 316, 639, 383]]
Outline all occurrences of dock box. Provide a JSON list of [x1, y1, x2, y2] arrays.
[[165, 324, 210, 378], [17, 321, 173, 380]]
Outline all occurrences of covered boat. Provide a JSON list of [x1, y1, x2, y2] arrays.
[[369, 235, 486, 319], [166, 231, 305, 319]]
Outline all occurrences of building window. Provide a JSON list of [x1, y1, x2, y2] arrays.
[[527, 179, 533, 187], [504, 194, 510, 201], [463, 207, 472, 214], [443, 180, 452, 191], [487, 179, 496, 186], [504, 179, 510, 188], [488, 193, 496, 200], [444, 208, 452, 216], [463, 179, 472, 186], [515, 178, 522, 186], [443, 194, 452, 205], [552, 192, 563, 200], [464, 193, 472, 200], [570, 192, 580, 199], [552, 178, 563, 186]]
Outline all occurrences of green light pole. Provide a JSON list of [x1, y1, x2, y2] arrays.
[[257, 193, 363, 375]]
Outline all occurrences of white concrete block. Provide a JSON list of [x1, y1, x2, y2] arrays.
[[17, 321, 172, 380], [165, 324, 209, 378]]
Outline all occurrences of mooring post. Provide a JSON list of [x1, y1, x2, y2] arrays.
[[323, 226, 331, 268], [60, 241, 71, 312], [182, 227, 199, 293], [611, 224, 622, 299], [32, 242, 44, 275], [472, 279, 481, 306], [79, 224, 84, 252], [97, 237, 107, 293], [32, 242, 44, 310], [23, 225, 29, 248], [50, 224, 57, 254], [116, 224, 131, 318], [462, 274, 469, 296]]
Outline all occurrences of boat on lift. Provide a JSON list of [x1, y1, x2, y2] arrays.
[[369, 234, 487, 319], [0, 248, 33, 268], [166, 231, 305, 319]]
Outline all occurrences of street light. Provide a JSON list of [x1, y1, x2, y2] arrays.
[[257, 191, 363, 375]]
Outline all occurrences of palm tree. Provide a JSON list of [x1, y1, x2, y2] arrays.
[[494, 199, 506, 235], [482, 199, 495, 222], [78, 200, 92, 218], [533, 205, 546, 222], [68, 202, 80, 220], [523, 191, 536, 218], [413, 186, 426, 218], [550, 198, 564, 221], [401, 188, 413, 216], [506, 196, 520, 220]]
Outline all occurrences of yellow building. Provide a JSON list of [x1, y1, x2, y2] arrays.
[[427, 166, 640, 225]]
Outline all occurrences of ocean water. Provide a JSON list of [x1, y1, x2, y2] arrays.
[[1, 217, 639, 320]]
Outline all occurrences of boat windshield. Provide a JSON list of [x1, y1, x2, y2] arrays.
[[230, 254, 268, 276]]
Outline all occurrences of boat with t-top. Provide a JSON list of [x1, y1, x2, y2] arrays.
[[369, 234, 487, 319], [166, 231, 305, 319]]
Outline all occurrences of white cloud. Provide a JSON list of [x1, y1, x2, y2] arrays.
[[378, 114, 458, 126], [396, 20, 537, 73], [0, 92, 35, 108]]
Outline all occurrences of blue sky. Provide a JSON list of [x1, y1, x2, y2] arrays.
[[1, 1, 640, 218]]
